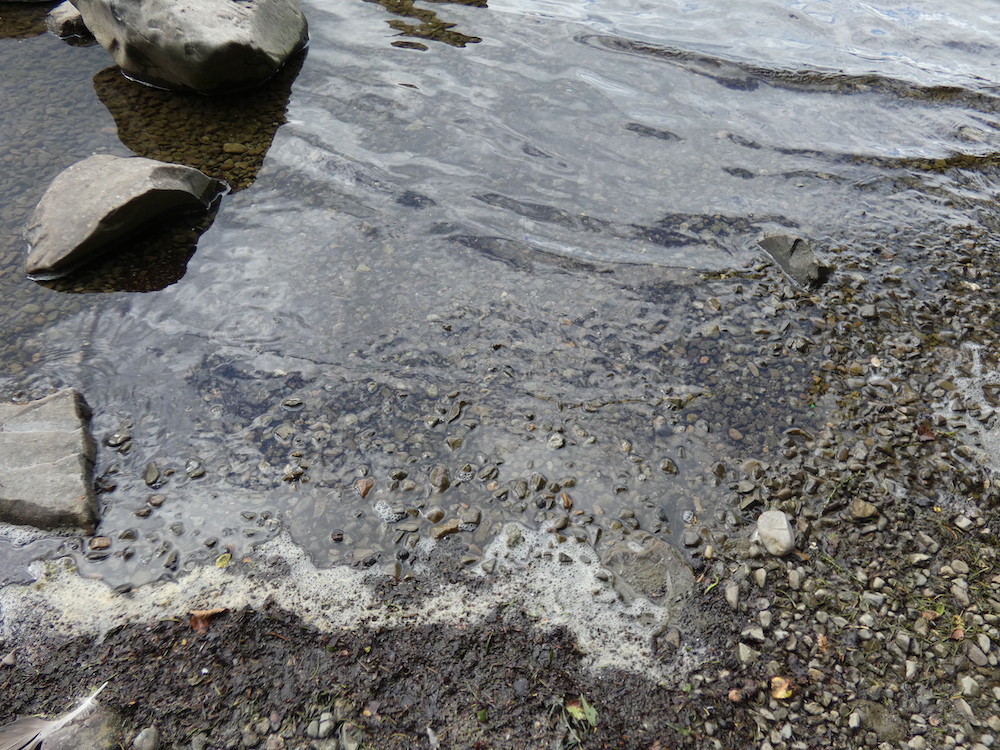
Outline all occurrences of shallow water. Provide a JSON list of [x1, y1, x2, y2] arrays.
[[2, 0, 1000, 587]]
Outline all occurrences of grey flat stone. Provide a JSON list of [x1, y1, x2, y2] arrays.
[[0, 389, 98, 532], [24, 155, 223, 280]]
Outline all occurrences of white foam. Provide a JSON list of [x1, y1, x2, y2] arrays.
[[935, 343, 1000, 470], [0, 521, 74, 547], [0, 525, 699, 680]]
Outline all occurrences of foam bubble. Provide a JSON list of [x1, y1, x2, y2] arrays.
[[935, 343, 1000, 469], [0, 521, 74, 548], [372, 498, 405, 523]]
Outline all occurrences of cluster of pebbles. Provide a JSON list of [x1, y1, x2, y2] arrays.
[[242, 227, 1000, 749], [212, 220, 1000, 749]]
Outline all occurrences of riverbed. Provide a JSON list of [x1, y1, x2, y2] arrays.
[[2, 0, 1000, 591]]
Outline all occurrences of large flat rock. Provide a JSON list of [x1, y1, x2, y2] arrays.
[[601, 535, 694, 608], [0, 389, 98, 532]]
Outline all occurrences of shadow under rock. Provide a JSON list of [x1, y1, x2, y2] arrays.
[[39, 202, 221, 293], [92, 48, 306, 192]]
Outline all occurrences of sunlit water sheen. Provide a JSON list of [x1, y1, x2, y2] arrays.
[[1, 0, 1000, 587]]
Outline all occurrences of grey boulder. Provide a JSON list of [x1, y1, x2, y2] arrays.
[[24, 154, 223, 279], [0, 389, 98, 532], [70, 0, 309, 93]]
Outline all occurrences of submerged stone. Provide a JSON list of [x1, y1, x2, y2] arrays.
[[601, 536, 694, 605], [46, 0, 93, 43], [24, 154, 224, 279], [70, 0, 309, 93], [0, 389, 98, 532]]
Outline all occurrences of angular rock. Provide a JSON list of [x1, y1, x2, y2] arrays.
[[429, 518, 460, 540], [754, 510, 796, 557], [758, 235, 832, 288], [0, 389, 98, 532], [850, 496, 878, 520], [71, 0, 309, 93], [24, 155, 224, 279], [46, 1, 94, 44]]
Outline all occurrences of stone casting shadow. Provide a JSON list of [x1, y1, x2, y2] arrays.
[[42, 50, 305, 292], [39, 202, 221, 293]]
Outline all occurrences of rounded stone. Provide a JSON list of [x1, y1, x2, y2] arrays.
[[754, 510, 796, 557]]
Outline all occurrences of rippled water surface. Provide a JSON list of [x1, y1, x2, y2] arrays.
[[2, 0, 1000, 586]]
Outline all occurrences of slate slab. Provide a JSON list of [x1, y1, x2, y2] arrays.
[[0, 389, 98, 532]]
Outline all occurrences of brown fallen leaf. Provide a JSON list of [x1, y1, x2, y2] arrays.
[[189, 607, 227, 632], [951, 616, 965, 640]]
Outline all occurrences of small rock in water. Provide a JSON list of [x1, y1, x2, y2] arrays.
[[143, 462, 160, 487], [429, 465, 450, 493], [24, 155, 224, 279], [758, 235, 832, 288], [430, 519, 459, 539]]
